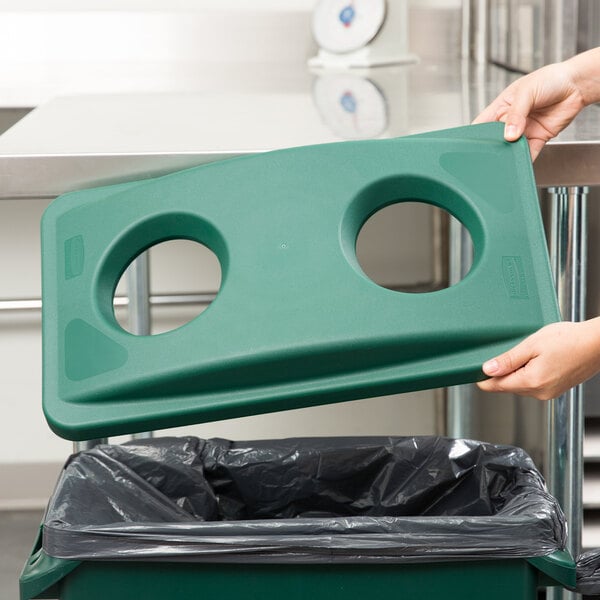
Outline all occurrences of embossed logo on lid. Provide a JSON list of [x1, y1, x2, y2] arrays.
[[502, 256, 529, 299]]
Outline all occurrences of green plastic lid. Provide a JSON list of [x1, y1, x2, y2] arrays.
[[41, 123, 560, 440]]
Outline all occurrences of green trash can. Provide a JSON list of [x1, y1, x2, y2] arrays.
[[21, 123, 578, 598], [20, 544, 576, 600], [21, 436, 576, 600]]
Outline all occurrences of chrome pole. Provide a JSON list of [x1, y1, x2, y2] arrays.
[[547, 186, 588, 600], [127, 252, 151, 337], [460, 0, 470, 60], [446, 217, 475, 438], [0, 292, 218, 313], [127, 252, 154, 441], [463, 0, 488, 63], [73, 439, 106, 452], [73, 252, 154, 451]]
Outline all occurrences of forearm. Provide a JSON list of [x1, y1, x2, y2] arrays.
[[578, 316, 600, 370], [564, 47, 600, 106]]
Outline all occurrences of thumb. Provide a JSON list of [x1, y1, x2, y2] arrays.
[[501, 88, 535, 141], [502, 111, 528, 142], [482, 340, 535, 377]]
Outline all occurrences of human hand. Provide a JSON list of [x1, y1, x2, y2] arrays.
[[473, 61, 586, 160], [477, 318, 600, 400]]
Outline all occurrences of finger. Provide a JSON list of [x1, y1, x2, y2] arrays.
[[482, 339, 536, 377], [528, 138, 547, 161], [503, 121, 524, 141], [477, 365, 556, 400], [477, 377, 506, 393], [477, 367, 533, 395]]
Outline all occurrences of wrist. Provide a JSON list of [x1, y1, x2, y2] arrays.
[[565, 47, 600, 106]]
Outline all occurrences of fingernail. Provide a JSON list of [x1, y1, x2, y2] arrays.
[[505, 124, 519, 139], [483, 359, 499, 374]]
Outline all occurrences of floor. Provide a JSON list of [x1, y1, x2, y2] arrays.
[[1, 510, 44, 600]]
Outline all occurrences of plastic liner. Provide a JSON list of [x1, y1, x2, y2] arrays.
[[575, 549, 600, 595], [43, 436, 567, 563]]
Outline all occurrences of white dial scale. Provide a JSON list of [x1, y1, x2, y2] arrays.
[[309, 0, 416, 69]]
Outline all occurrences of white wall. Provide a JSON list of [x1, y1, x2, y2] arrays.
[[0, 0, 463, 108], [0, 3, 316, 108]]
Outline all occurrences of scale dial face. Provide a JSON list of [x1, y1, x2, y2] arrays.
[[312, 0, 386, 54], [313, 74, 387, 139]]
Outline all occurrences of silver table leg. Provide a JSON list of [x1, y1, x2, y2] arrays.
[[547, 186, 588, 600], [446, 216, 475, 438], [73, 252, 153, 452], [73, 439, 107, 452], [127, 251, 151, 337], [127, 252, 154, 441]]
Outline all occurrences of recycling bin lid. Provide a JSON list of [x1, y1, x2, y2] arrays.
[[41, 122, 560, 440]]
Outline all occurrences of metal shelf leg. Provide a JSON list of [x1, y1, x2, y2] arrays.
[[547, 185, 588, 600], [446, 216, 475, 438], [127, 252, 154, 441], [73, 252, 153, 452]]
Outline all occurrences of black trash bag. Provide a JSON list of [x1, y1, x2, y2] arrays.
[[576, 549, 600, 596], [43, 436, 567, 563]]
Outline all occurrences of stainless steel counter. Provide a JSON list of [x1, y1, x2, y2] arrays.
[[0, 58, 598, 199]]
